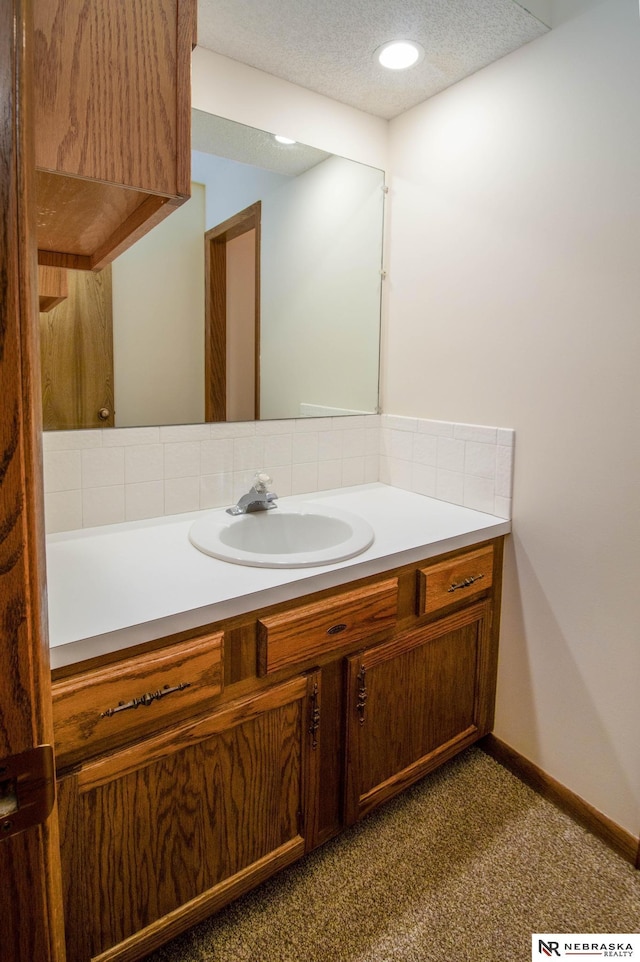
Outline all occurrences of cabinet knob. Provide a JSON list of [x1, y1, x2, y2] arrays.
[[97, 408, 111, 421]]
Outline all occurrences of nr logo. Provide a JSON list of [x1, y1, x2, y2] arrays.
[[539, 942, 561, 957]]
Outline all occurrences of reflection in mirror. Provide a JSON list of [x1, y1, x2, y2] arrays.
[[39, 112, 385, 430]]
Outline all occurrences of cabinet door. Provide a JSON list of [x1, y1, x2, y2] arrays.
[[344, 601, 494, 825], [58, 672, 320, 962], [34, 0, 196, 270]]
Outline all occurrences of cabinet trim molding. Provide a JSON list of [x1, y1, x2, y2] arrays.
[[77, 674, 308, 792]]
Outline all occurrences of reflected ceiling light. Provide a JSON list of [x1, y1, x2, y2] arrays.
[[274, 134, 296, 145], [376, 40, 424, 70]]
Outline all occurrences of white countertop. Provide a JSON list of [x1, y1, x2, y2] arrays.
[[46, 484, 511, 669]]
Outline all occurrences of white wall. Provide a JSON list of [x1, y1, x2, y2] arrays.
[[260, 155, 383, 418], [387, 0, 640, 835], [112, 185, 205, 426], [191, 150, 289, 228]]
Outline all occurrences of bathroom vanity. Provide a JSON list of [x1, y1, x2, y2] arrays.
[[47, 485, 509, 962]]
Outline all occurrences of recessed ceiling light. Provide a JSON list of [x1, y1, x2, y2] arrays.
[[376, 40, 425, 71], [274, 134, 296, 145]]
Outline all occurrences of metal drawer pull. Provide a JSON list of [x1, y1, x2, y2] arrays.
[[100, 682, 191, 718], [448, 573, 485, 593], [356, 665, 367, 725], [327, 623, 348, 635], [309, 681, 320, 750]]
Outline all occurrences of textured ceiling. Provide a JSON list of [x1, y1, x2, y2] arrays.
[[192, 110, 332, 176], [197, 0, 549, 120]]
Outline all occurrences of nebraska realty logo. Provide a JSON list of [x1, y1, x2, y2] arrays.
[[532, 935, 639, 959]]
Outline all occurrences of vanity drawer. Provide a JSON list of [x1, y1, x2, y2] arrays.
[[417, 546, 494, 616], [52, 632, 224, 764], [257, 578, 398, 676]]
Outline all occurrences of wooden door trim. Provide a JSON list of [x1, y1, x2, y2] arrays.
[[0, 1, 65, 958], [204, 201, 261, 421]]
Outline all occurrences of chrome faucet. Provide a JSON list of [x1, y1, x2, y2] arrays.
[[227, 473, 278, 515]]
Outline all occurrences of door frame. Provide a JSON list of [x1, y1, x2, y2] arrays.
[[0, 1, 66, 958], [204, 201, 261, 422]]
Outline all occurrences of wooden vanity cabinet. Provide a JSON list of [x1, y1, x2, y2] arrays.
[[52, 536, 504, 962], [57, 672, 321, 962], [33, 0, 197, 271]]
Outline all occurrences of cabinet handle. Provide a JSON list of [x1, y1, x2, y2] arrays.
[[308, 681, 320, 750], [448, 573, 485, 593], [326, 623, 347, 635], [100, 682, 191, 718], [356, 665, 367, 725]]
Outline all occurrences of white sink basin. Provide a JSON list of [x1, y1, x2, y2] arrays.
[[189, 502, 374, 568]]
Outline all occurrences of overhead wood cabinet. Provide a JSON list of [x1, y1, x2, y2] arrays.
[[33, 0, 197, 271]]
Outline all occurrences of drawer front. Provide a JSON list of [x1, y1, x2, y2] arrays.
[[418, 546, 494, 616], [257, 578, 398, 676], [52, 632, 224, 764]]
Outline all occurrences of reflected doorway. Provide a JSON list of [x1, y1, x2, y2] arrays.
[[205, 201, 261, 421], [39, 265, 114, 430]]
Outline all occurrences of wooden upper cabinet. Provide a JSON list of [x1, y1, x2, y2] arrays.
[[33, 0, 197, 271]]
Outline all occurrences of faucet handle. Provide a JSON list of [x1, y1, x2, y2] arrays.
[[253, 472, 272, 493]]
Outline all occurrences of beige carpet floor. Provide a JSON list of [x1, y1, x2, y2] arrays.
[[144, 747, 639, 962]]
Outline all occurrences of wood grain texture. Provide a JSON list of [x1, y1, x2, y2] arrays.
[[175, 0, 197, 196], [481, 734, 640, 868], [0, 1, 65, 958], [418, 545, 494, 616], [205, 224, 227, 421], [60, 676, 314, 961], [343, 602, 492, 825], [301, 671, 322, 851], [257, 577, 399, 676], [76, 675, 308, 793], [34, 0, 179, 191], [38, 265, 68, 310], [92, 838, 305, 962], [313, 657, 345, 846], [33, 0, 195, 268], [204, 203, 261, 422], [39, 264, 114, 429], [52, 631, 224, 767]]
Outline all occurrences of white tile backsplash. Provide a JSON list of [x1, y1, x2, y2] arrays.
[[318, 459, 343, 490], [82, 447, 124, 488], [437, 437, 465, 473], [125, 481, 165, 521], [164, 476, 200, 515], [199, 472, 234, 510], [43, 449, 81, 492], [200, 439, 234, 475], [124, 444, 164, 483], [163, 441, 200, 479], [291, 461, 319, 494], [380, 415, 515, 518], [436, 468, 465, 505], [465, 441, 497, 479], [43, 414, 514, 532], [45, 490, 83, 533], [82, 485, 125, 527], [292, 431, 319, 464]]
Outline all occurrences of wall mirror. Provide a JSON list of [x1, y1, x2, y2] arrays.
[[39, 110, 385, 431]]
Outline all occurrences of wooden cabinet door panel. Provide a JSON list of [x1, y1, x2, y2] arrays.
[[344, 601, 492, 824], [60, 674, 320, 962]]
